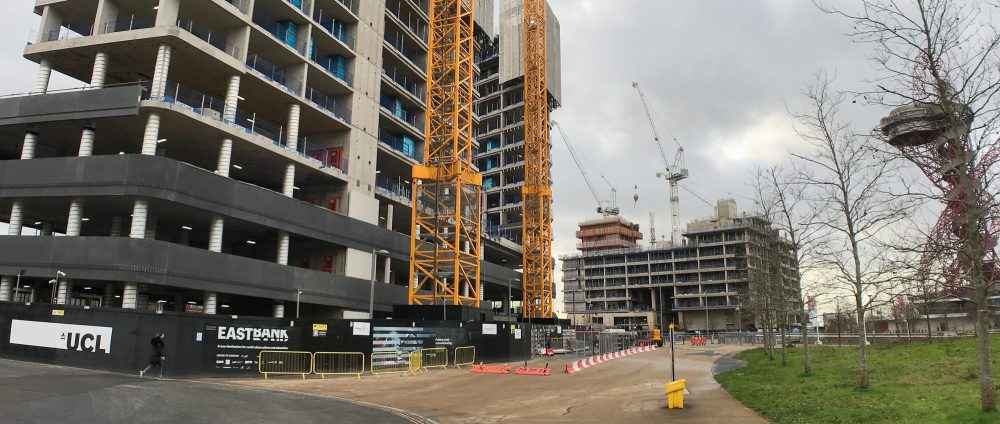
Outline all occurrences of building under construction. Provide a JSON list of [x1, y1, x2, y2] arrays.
[[0, 0, 560, 319], [562, 200, 802, 331]]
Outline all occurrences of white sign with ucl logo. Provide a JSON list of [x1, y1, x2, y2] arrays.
[[9, 319, 113, 353]]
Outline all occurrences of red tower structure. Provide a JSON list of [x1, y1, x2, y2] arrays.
[[879, 103, 1000, 296]]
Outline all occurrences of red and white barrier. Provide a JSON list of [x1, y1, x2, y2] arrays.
[[564, 345, 657, 374]]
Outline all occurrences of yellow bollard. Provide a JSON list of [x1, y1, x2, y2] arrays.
[[665, 379, 686, 409]]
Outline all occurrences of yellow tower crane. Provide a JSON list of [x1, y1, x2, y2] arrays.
[[521, 0, 553, 318], [408, 0, 482, 308]]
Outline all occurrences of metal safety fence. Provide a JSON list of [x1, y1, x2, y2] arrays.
[[257, 348, 465, 378], [258, 350, 313, 379], [314, 352, 365, 379], [454, 346, 475, 368], [420, 347, 448, 371], [371, 350, 422, 376]]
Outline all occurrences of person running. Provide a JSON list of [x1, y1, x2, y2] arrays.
[[139, 331, 166, 380]]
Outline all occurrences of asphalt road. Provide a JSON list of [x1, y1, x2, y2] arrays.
[[0, 358, 430, 424]]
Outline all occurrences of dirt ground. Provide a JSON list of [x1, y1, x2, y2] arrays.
[[217, 344, 768, 424]]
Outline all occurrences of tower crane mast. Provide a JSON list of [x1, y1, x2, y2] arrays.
[[522, 0, 553, 318], [408, 0, 481, 308], [552, 120, 619, 216], [632, 81, 688, 244]]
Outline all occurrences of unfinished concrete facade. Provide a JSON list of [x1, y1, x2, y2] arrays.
[[562, 200, 801, 331], [0, 0, 521, 317]]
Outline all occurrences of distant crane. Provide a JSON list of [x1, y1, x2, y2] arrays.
[[552, 120, 619, 216], [632, 81, 688, 244]]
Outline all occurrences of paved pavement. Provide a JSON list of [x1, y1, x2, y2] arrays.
[[225, 344, 768, 424], [0, 358, 430, 424]]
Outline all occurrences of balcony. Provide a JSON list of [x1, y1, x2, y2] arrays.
[[313, 13, 356, 50], [382, 65, 425, 103], [254, 18, 309, 56], [246, 53, 303, 96], [384, 36, 425, 74], [100, 15, 156, 34], [176, 19, 242, 59], [385, 1, 428, 46], [375, 174, 412, 203], [378, 131, 419, 161], [143, 80, 286, 146], [304, 87, 350, 124]]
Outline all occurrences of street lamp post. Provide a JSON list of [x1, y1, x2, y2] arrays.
[[369, 249, 390, 319], [50, 270, 66, 304], [296, 289, 302, 318], [14, 270, 25, 303]]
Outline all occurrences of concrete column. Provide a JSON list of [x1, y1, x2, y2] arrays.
[[204, 291, 217, 314], [223, 75, 240, 123], [122, 282, 138, 309], [78, 127, 96, 157], [56, 279, 72, 305], [285, 104, 300, 151], [129, 199, 149, 238], [66, 198, 84, 236], [276, 231, 290, 265], [32, 59, 52, 94], [140, 113, 161, 155], [282, 164, 295, 197], [150, 45, 172, 98], [209, 214, 224, 252], [385, 204, 394, 230], [8, 199, 25, 236], [383, 256, 391, 284], [216, 138, 233, 177], [154, 0, 180, 27], [21, 131, 38, 159], [273, 303, 285, 318], [93, 0, 119, 35], [37, 5, 63, 44], [91, 52, 108, 87], [41, 222, 53, 236], [0, 276, 12, 302], [103, 283, 116, 308], [110, 216, 123, 237]]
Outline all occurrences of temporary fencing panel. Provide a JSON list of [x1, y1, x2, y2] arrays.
[[453, 346, 475, 368], [421, 347, 448, 371], [408, 350, 422, 373], [371, 351, 422, 376], [313, 352, 365, 379], [258, 350, 312, 379]]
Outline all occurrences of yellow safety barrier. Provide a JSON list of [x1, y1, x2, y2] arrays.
[[453, 346, 475, 368], [420, 347, 449, 371], [371, 351, 417, 376], [258, 350, 313, 379], [314, 352, 365, 379], [408, 350, 422, 373], [666, 379, 686, 409]]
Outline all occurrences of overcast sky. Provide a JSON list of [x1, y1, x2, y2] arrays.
[[0, 1, 905, 313]]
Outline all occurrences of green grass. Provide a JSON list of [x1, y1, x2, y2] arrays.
[[715, 336, 1000, 424]]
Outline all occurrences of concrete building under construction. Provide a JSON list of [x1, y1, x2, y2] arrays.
[[0, 0, 555, 319], [562, 200, 802, 331]]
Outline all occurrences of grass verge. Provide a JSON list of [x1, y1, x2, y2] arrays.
[[715, 336, 1000, 424]]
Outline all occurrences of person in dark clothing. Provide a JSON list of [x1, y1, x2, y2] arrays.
[[139, 331, 166, 380]]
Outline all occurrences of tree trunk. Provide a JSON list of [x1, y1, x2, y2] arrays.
[[975, 305, 997, 411], [856, 293, 870, 389], [780, 326, 787, 366], [802, 314, 812, 375]]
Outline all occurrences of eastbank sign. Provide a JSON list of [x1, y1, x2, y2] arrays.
[[9, 320, 112, 353], [216, 326, 289, 342]]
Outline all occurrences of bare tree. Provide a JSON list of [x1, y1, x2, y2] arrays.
[[792, 72, 916, 389], [819, 0, 1000, 410], [754, 164, 825, 374]]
